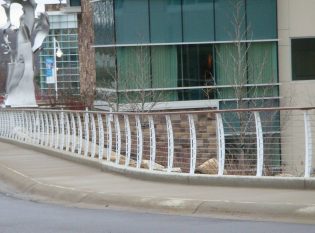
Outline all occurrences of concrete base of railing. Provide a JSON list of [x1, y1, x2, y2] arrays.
[[0, 137, 314, 190]]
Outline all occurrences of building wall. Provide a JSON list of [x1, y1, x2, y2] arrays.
[[278, 0, 315, 174], [91, 0, 279, 110], [278, 0, 315, 107]]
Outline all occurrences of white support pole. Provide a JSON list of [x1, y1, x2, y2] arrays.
[[39, 112, 45, 145], [49, 113, 54, 148], [9, 112, 13, 138], [35, 111, 40, 144], [84, 109, 89, 157], [90, 113, 97, 158], [304, 111, 313, 178], [65, 112, 71, 152], [135, 115, 143, 169], [26, 112, 31, 143], [114, 115, 121, 165], [216, 113, 226, 176], [254, 111, 264, 177], [44, 113, 49, 147], [70, 113, 77, 154], [77, 113, 83, 155], [148, 115, 156, 171], [54, 113, 59, 149], [60, 111, 64, 150], [21, 111, 26, 142], [124, 115, 131, 167], [166, 115, 174, 173], [97, 113, 104, 160], [106, 114, 112, 162], [0, 112, 3, 137], [31, 112, 36, 144], [188, 114, 197, 175], [13, 112, 18, 140]]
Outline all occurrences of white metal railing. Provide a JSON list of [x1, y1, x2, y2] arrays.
[[0, 107, 314, 178]]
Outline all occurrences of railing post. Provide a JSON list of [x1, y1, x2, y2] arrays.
[[40, 112, 45, 145], [216, 113, 225, 176], [26, 112, 31, 143], [65, 112, 71, 152], [35, 110, 40, 145], [54, 113, 59, 149], [114, 115, 121, 165], [70, 113, 77, 154], [124, 115, 131, 167], [77, 112, 83, 155], [148, 115, 156, 171], [254, 111, 264, 177], [166, 115, 174, 173], [106, 114, 112, 162], [31, 112, 36, 144], [188, 114, 197, 175], [304, 111, 313, 178], [135, 115, 143, 169], [84, 109, 89, 157], [21, 111, 26, 142], [60, 111, 65, 150], [97, 113, 104, 160], [44, 113, 49, 147], [49, 113, 54, 148], [90, 113, 96, 158]]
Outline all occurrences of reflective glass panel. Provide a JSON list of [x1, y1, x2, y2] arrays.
[[150, 0, 182, 43], [92, 0, 115, 45], [182, 0, 214, 42], [115, 0, 149, 44]]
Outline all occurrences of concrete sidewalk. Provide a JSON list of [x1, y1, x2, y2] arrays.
[[0, 140, 314, 224]]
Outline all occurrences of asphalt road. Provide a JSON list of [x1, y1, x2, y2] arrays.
[[0, 191, 314, 233]]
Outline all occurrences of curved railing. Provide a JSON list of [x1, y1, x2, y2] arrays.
[[0, 107, 314, 178]]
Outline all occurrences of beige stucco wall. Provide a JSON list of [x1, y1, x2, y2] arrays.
[[278, 0, 315, 175], [278, 0, 315, 107]]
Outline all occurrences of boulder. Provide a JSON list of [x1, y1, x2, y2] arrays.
[[110, 155, 136, 167], [162, 167, 182, 173], [195, 158, 219, 174], [141, 160, 165, 171]]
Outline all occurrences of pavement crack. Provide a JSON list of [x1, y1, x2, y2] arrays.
[[192, 201, 206, 214]]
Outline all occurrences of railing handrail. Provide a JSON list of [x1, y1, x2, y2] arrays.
[[2, 106, 315, 115]]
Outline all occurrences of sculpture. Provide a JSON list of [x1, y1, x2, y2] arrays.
[[1, 0, 49, 107]]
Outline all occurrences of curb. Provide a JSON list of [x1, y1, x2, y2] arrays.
[[1, 138, 314, 190]]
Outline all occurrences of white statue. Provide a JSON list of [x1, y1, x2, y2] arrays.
[[1, 0, 50, 107]]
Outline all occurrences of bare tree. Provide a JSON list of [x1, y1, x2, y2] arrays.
[[212, 0, 282, 175]]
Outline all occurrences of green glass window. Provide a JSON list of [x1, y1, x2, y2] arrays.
[[115, 0, 150, 44], [182, 0, 214, 42], [247, 42, 278, 97], [151, 46, 178, 101], [92, 0, 115, 45], [69, 0, 81, 7], [117, 46, 150, 89], [246, 0, 277, 40], [180, 44, 214, 100], [95, 47, 117, 88], [150, 0, 182, 43], [215, 0, 246, 41], [292, 38, 315, 81], [215, 43, 247, 99]]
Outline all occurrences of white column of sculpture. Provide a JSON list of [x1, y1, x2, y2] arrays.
[[1, 0, 49, 107]]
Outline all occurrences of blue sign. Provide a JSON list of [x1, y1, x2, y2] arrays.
[[45, 57, 54, 84]]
